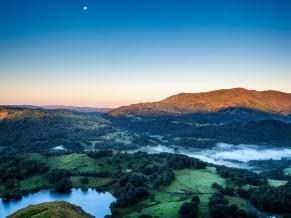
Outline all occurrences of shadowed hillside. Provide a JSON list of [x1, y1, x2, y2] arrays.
[[0, 107, 116, 152]]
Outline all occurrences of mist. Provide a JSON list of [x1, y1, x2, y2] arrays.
[[135, 143, 291, 168]]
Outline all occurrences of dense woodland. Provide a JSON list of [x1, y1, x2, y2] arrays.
[[207, 191, 258, 218], [216, 167, 268, 186], [107, 115, 291, 147], [247, 183, 291, 214]]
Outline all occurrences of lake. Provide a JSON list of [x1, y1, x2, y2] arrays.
[[0, 189, 115, 218]]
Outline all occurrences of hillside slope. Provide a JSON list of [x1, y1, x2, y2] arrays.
[[109, 88, 291, 117], [7, 201, 94, 218], [0, 107, 116, 152]]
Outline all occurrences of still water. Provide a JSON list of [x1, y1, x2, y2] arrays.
[[0, 189, 115, 218]]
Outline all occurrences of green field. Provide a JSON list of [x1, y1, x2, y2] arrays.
[[268, 179, 287, 187], [129, 200, 189, 218], [54, 153, 102, 173], [126, 167, 251, 218], [19, 175, 51, 191], [283, 167, 291, 175], [164, 167, 225, 194]]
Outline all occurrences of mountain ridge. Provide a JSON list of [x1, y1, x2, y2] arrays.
[[109, 88, 291, 117], [4, 105, 114, 114]]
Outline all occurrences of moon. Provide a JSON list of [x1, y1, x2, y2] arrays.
[[84, 6, 87, 11]]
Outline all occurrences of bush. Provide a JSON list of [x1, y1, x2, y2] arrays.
[[191, 195, 200, 204], [225, 186, 235, 196], [179, 202, 198, 218], [54, 178, 72, 192], [138, 215, 152, 218], [211, 182, 225, 194], [80, 176, 89, 184], [210, 204, 230, 218], [47, 169, 70, 184]]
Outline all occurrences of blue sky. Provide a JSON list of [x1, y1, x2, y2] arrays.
[[0, 0, 291, 107]]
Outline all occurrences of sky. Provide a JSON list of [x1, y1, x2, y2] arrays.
[[0, 0, 291, 107]]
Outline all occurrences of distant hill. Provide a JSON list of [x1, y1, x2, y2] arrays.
[[42, 105, 114, 114], [6, 105, 114, 114], [109, 88, 291, 117], [0, 106, 116, 152], [7, 201, 94, 218]]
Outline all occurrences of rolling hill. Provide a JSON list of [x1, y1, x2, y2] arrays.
[[7, 201, 94, 218], [109, 88, 291, 117]]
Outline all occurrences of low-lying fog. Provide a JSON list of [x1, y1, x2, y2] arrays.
[[134, 143, 291, 169]]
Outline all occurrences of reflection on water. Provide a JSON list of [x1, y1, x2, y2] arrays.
[[0, 189, 115, 218]]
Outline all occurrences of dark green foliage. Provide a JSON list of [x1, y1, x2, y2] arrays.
[[248, 158, 291, 171], [107, 115, 291, 147], [155, 152, 207, 169], [119, 174, 145, 187], [211, 182, 225, 194], [151, 168, 175, 187], [247, 184, 291, 214], [2, 189, 22, 200], [260, 169, 290, 180], [210, 204, 230, 218], [132, 134, 151, 146], [113, 184, 149, 208], [236, 209, 258, 218], [80, 176, 89, 184], [217, 167, 267, 186], [225, 186, 235, 196], [46, 169, 70, 184], [208, 197, 229, 207], [86, 150, 113, 159], [4, 179, 17, 190], [54, 178, 72, 192], [179, 202, 198, 218], [208, 192, 231, 218], [94, 139, 138, 150], [208, 191, 229, 207], [138, 215, 152, 218], [236, 188, 249, 198], [191, 195, 200, 204], [0, 154, 50, 183], [229, 204, 238, 217]]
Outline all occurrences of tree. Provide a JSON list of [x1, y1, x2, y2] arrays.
[[47, 169, 70, 184], [55, 178, 72, 192], [225, 186, 235, 196], [80, 176, 89, 184], [138, 215, 152, 218], [179, 202, 198, 218], [191, 195, 200, 204], [229, 204, 238, 218], [210, 204, 230, 218], [208, 197, 229, 207], [211, 182, 225, 194], [4, 179, 15, 190]]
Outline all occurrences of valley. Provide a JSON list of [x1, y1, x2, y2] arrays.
[[1, 88, 291, 218]]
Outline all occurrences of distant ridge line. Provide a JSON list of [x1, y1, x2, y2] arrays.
[[108, 88, 291, 117]]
